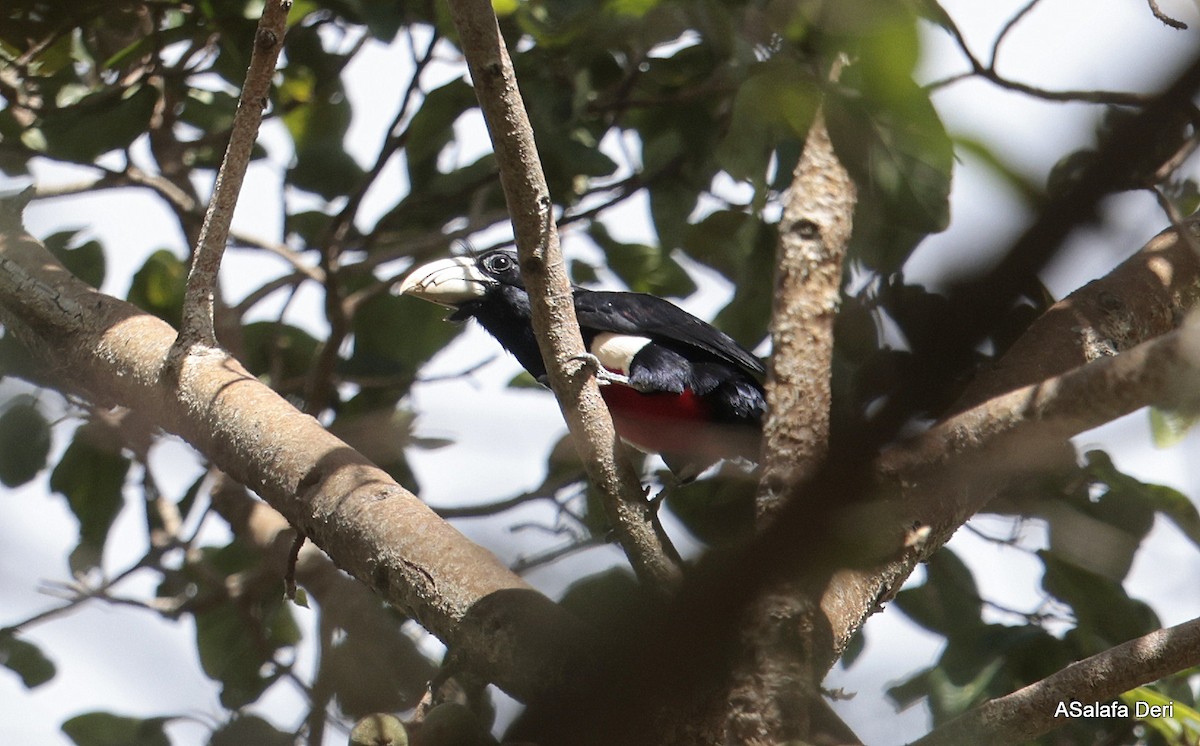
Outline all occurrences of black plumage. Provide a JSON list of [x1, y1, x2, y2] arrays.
[[398, 249, 766, 478]]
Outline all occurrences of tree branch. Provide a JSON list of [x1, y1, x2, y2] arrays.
[[443, 0, 682, 593], [816, 223, 1200, 672], [910, 616, 1200, 746], [176, 0, 290, 349], [0, 206, 589, 703]]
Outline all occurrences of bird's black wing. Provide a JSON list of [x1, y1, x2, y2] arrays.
[[573, 289, 766, 376]]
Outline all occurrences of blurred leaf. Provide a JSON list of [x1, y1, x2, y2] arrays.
[[1149, 406, 1200, 448], [1121, 686, 1200, 744], [208, 715, 294, 746], [681, 210, 753, 277], [894, 548, 982, 637], [827, 75, 952, 270], [1082, 449, 1200, 552], [348, 293, 461, 377], [839, 626, 866, 669], [194, 591, 298, 708], [31, 85, 158, 163], [127, 250, 187, 328], [241, 322, 321, 385], [715, 57, 817, 184], [1041, 500, 1141, 583], [414, 702, 498, 746], [588, 222, 696, 297], [0, 396, 52, 487], [61, 712, 171, 746], [44, 230, 106, 289], [664, 472, 755, 546], [0, 632, 56, 688], [1040, 550, 1159, 650], [888, 655, 1004, 721], [280, 51, 364, 200], [560, 568, 652, 632], [50, 424, 130, 573], [404, 78, 478, 188]]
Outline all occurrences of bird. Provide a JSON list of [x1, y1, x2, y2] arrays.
[[397, 248, 766, 480]]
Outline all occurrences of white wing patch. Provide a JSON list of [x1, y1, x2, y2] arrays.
[[590, 333, 652, 375]]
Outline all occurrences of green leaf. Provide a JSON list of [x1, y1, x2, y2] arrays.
[[1040, 550, 1160, 650], [649, 178, 699, 254], [588, 223, 696, 297], [0, 632, 56, 688], [33, 85, 159, 163], [280, 57, 364, 200], [663, 473, 755, 547], [194, 591, 297, 708], [894, 548, 983, 637], [348, 293, 461, 377], [240, 322, 320, 385], [127, 250, 187, 328], [827, 75, 953, 270], [1121, 686, 1200, 744], [50, 424, 131, 572], [682, 210, 761, 278], [403, 78, 478, 187], [715, 57, 817, 183], [61, 712, 171, 746], [1082, 449, 1200, 552], [0, 397, 52, 487], [208, 715, 294, 746], [44, 230, 106, 289], [1150, 406, 1200, 448]]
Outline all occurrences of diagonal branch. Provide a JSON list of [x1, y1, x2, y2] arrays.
[[175, 0, 290, 350], [0, 205, 590, 704], [909, 615, 1200, 746], [443, 0, 682, 593]]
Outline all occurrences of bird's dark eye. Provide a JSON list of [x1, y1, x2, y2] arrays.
[[484, 253, 513, 273]]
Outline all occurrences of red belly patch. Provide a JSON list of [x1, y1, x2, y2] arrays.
[[599, 382, 730, 462]]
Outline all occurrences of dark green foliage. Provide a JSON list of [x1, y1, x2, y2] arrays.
[[0, 396, 52, 487], [61, 712, 171, 746], [50, 424, 131, 573], [126, 250, 187, 328], [0, 631, 56, 688]]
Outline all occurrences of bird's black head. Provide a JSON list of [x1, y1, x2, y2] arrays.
[[396, 248, 527, 319]]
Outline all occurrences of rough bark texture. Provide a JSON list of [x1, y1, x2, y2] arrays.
[[0, 207, 590, 703], [725, 106, 858, 744], [444, 0, 681, 593]]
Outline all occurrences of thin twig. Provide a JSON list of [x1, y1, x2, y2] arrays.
[[443, 0, 682, 592], [1146, 0, 1188, 30], [175, 0, 291, 349]]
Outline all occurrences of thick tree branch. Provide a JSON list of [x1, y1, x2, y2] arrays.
[[761, 92, 857, 510], [724, 98, 860, 744], [0, 206, 589, 703], [176, 0, 290, 349], [910, 616, 1200, 746], [443, 0, 681, 592], [816, 220, 1200, 668]]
